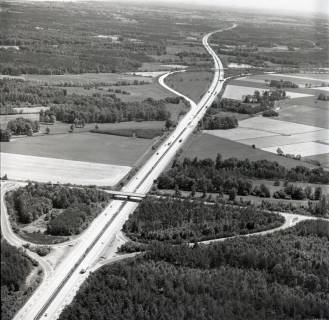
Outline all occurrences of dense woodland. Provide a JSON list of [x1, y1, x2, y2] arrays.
[[1, 239, 35, 320], [6, 183, 110, 235], [157, 155, 329, 195], [123, 198, 284, 243], [59, 220, 329, 320], [212, 22, 329, 68]]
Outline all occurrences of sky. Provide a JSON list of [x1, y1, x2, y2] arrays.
[[132, 0, 328, 15], [12, 0, 329, 15]]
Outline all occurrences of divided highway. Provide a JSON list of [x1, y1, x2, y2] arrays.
[[12, 25, 235, 320]]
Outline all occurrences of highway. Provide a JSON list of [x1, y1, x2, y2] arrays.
[[11, 25, 234, 320]]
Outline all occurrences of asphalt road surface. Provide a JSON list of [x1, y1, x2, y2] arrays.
[[11, 25, 234, 320]]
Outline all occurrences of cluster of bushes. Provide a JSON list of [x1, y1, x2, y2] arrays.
[[6, 117, 39, 135], [269, 79, 298, 88], [60, 220, 329, 320], [107, 88, 130, 95], [202, 115, 238, 130], [262, 109, 278, 117], [318, 93, 329, 101], [123, 198, 284, 243], [6, 183, 110, 234], [0, 129, 11, 142], [157, 155, 329, 195]]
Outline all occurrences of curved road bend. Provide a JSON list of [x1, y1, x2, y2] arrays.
[[12, 25, 235, 320]]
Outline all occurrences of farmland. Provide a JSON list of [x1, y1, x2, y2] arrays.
[[0, 152, 131, 186], [0, 130, 156, 167], [204, 117, 329, 163], [222, 84, 313, 100], [181, 133, 315, 169]]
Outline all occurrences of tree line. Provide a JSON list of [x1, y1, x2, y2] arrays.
[[156, 155, 329, 196]]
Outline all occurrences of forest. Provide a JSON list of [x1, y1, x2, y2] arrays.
[[1, 239, 35, 320], [59, 220, 329, 320], [123, 198, 284, 243], [157, 155, 329, 194], [6, 183, 110, 235]]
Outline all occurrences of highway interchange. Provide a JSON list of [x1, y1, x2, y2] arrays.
[[8, 25, 231, 320], [3, 22, 325, 320]]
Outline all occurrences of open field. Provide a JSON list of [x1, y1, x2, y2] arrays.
[[0, 153, 131, 186], [181, 133, 315, 169], [237, 73, 329, 87], [277, 103, 329, 129], [238, 117, 325, 135], [165, 70, 212, 103], [305, 153, 329, 168], [1, 131, 155, 167], [262, 141, 329, 157], [36, 121, 165, 136], [204, 117, 329, 159], [222, 84, 314, 100]]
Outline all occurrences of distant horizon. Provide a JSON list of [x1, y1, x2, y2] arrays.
[[4, 0, 329, 16]]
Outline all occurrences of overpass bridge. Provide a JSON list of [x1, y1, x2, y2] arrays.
[[104, 190, 146, 202]]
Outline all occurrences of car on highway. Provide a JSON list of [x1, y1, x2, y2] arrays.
[[80, 269, 86, 274]]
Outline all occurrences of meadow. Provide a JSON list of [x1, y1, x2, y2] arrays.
[[165, 70, 213, 103], [1, 131, 155, 167]]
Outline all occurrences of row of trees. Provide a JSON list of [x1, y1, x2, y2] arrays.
[[48, 96, 171, 124], [273, 183, 324, 201], [269, 79, 298, 89], [123, 198, 284, 243], [60, 220, 329, 320], [157, 155, 329, 195]]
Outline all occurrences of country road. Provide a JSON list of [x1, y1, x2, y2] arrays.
[[8, 24, 233, 320]]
